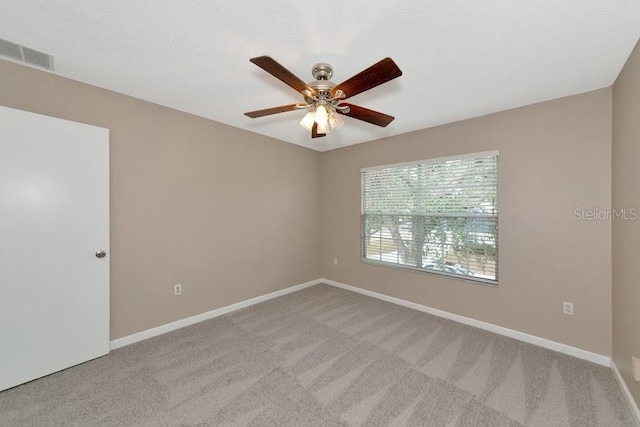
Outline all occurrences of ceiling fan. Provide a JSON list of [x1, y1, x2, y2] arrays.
[[244, 56, 402, 138]]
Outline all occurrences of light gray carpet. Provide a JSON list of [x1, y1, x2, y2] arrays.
[[0, 284, 635, 426]]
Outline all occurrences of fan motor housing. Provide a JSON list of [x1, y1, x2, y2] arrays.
[[307, 63, 335, 94]]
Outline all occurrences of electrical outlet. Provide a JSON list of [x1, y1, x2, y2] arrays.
[[562, 301, 574, 315], [633, 357, 640, 382], [333, 257, 338, 266], [174, 284, 182, 296]]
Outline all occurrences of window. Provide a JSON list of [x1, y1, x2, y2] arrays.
[[361, 151, 498, 284]]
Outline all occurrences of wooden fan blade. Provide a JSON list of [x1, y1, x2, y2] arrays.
[[250, 56, 316, 96], [244, 104, 299, 118], [332, 58, 402, 99], [311, 122, 326, 138], [337, 103, 395, 127]]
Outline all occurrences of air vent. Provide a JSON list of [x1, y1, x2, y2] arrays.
[[0, 38, 54, 71]]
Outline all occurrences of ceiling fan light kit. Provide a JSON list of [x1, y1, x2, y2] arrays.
[[245, 56, 402, 138]]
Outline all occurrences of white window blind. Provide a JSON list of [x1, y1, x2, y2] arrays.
[[361, 152, 498, 284]]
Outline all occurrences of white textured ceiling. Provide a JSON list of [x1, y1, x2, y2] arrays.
[[1, 1, 639, 151]]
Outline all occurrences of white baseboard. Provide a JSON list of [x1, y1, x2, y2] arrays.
[[109, 279, 322, 350], [612, 361, 640, 425], [321, 278, 612, 367], [111, 276, 611, 367], [109, 277, 635, 418]]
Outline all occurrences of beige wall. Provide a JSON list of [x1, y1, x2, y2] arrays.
[[0, 59, 321, 340], [0, 56, 618, 358], [320, 89, 613, 356], [613, 39, 640, 405]]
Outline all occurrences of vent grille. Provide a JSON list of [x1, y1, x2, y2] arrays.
[[0, 38, 54, 71]]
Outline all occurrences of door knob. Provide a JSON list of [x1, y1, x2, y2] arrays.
[[95, 250, 107, 259]]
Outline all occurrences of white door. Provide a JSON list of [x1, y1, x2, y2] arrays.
[[0, 106, 110, 391]]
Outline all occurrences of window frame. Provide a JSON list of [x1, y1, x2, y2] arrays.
[[360, 150, 499, 286]]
